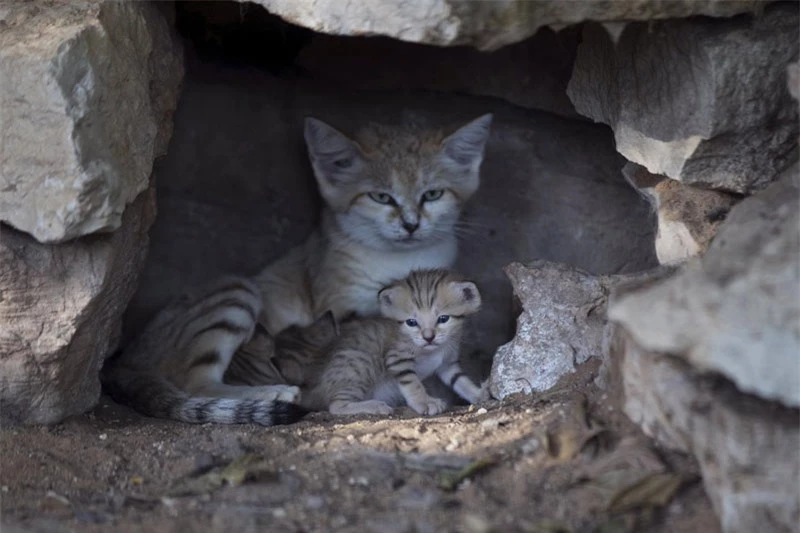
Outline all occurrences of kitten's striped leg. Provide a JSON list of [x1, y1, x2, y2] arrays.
[[329, 398, 393, 416], [436, 361, 482, 404], [387, 349, 446, 416]]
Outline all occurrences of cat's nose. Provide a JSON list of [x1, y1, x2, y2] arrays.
[[422, 330, 436, 343], [402, 220, 419, 234]]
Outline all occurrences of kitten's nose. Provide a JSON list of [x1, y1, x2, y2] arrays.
[[422, 330, 436, 343], [402, 220, 419, 234]]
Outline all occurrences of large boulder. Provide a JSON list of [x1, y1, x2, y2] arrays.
[[567, 4, 799, 194], [0, 186, 157, 425], [0, 0, 183, 243], [610, 164, 800, 407], [247, 0, 758, 51], [607, 166, 800, 532]]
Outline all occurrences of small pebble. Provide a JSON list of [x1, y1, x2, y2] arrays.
[[98, 433, 107, 441], [272, 508, 287, 518], [476, 407, 487, 415]]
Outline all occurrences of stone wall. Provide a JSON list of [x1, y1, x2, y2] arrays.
[[0, 1, 183, 424]]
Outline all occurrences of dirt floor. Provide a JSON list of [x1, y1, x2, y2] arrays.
[[1, 364, 719, 533]]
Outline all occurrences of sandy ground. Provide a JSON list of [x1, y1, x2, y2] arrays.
[[1, 364, 719, 533]]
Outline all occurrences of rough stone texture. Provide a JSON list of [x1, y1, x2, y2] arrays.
[[487, 262, 671, 399], [610, 327, 800, 533], [247, 0, 759, 51], [610, 164, 800, 407], [622, 162, 740, 264], [0, 186, 157, 426], [0, 1, 183, 243], [124, 61, 658, 372], [295, 27, 580, 118], [567, 4, 799, 194]]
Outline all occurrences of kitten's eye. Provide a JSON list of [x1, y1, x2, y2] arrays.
[[333, 158, 353, 169], [405, 318, 418, 327], [368, 192, 396, 205], [437, 315, 450, 324], [421, 189, 444, 202]]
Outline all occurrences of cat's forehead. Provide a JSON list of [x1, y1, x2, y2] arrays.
[[356, 124, 444, 164]]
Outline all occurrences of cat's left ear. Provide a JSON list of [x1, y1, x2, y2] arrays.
[[304, 117, 365, 188], [445, 281, 482, 315], [440, 114, 493, 170], [378, 285, 411, 321]]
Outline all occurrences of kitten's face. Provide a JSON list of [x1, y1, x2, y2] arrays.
[[379, 270, 481, 351], [304, 115, 492, 251]]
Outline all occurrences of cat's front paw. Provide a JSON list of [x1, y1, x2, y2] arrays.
[[257, 384, 301, 403], [410, 396, 447, 416]]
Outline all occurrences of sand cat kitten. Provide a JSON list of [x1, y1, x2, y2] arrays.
[[102, 277, 312, 426], [305, 269, 484, 416], [253, 114, 493, 339]]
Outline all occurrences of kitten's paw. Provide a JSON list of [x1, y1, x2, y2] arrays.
[[330, 400, 394, 416], [410, 397, 447, 416], [477, 380, 493, 403]]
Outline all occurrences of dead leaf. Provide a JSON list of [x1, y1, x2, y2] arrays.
[[166, 454, 278, 497], [607, 472, 695, 514]]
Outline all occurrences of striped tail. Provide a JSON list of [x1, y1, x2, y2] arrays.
[[101, 366, 307, 426]]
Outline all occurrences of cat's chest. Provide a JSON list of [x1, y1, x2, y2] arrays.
[[349, 239, 457, 285]]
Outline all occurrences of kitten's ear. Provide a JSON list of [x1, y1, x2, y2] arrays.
[[440, 114, 492, 169], [446, 281, 482, 315], [308, 310, 340, 342], [378, 285, 411, 321], [304, 117, 364, 187]]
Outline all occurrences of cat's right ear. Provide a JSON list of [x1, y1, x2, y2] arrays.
[[304, 117, 364, 188]]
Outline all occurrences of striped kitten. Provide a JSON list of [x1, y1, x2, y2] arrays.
[[102, 277, 307, 426], [253, 114, 493, 339], [305, 269, 485, 416]]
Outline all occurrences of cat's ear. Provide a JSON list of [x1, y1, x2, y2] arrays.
[[307, 310, 340, 342], [378, 285, 412, 321], [304, 117, 364, 187], [445, 281, 482, 315], [440, 114, 492, 169]]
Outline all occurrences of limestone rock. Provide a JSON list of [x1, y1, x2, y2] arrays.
[[248, 0, 758, 51], [622, 162, 739, 264], [488, 262, 665, 399], [0, 186, 156, 425], [567, 4, 799, 194], [0, 1, 183, 243], [610, 164, 800, 407], [612, 330, 800, 533]]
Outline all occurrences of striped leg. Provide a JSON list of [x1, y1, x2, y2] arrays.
[[436, 361, 482, 404], [387, 349, 446, 416]]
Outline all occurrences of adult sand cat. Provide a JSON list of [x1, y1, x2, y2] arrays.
[[253, 114, 493, 337], [303, 269, 485, 416]]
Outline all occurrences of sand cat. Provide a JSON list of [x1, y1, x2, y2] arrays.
[[303, 269, 485, 416], [253, 114, 493, 338], [102, 277, 332, 426]]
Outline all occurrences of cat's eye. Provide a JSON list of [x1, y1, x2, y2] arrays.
[[405, 318, 418, 327], [369, 192, 396, 205], [421, 189, 444, 202], [333, 158, 352, 169], [437, 315, 450, 324]]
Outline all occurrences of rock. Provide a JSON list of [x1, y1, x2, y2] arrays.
[[610, 164, 800, 407], [295, 27, 580, 118], [622, 162, 740, 264], [611, 329, 800, 533], [0, 186, 156, 425], [567, 4, 799, 194], [247, 0, 758, 51], [488, 262, 665, 399], [0, 1, 183, 243]]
